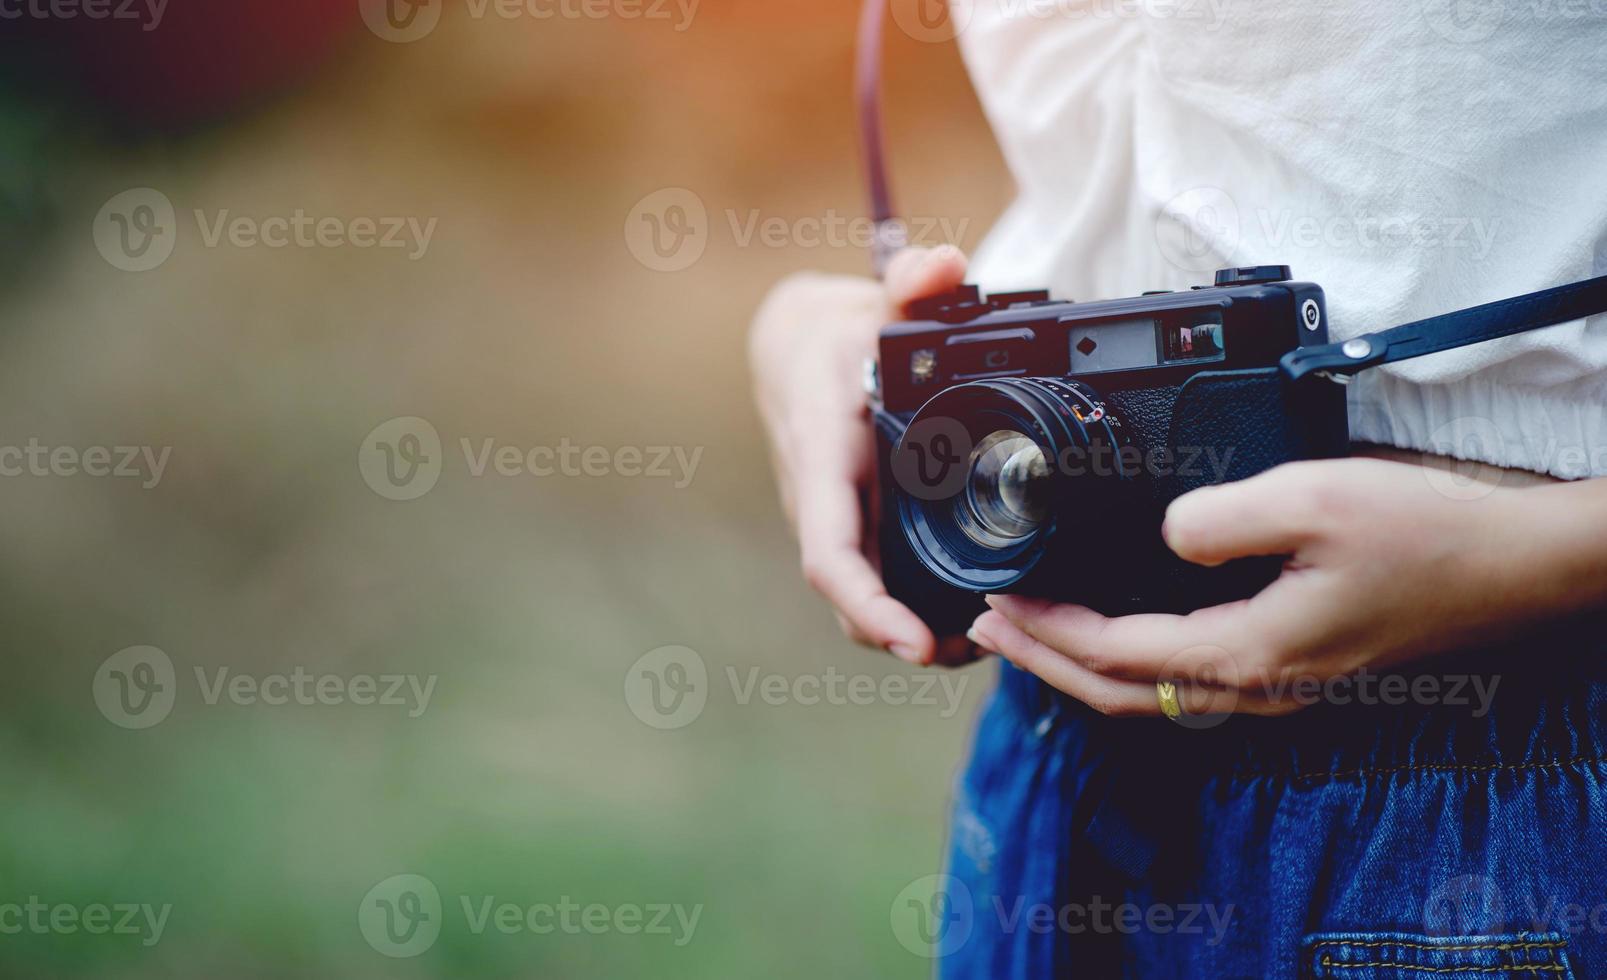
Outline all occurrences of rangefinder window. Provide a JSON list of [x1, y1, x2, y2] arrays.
[[1065, 312, 1225, 374], [1163, 319, 1225, 363], [1066, 317, 1161, 374]]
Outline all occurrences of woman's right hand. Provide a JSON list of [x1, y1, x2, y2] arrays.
[[749, 245, 977, 666]]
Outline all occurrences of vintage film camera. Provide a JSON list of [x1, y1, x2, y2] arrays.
[[869, 265, 1350, 633]]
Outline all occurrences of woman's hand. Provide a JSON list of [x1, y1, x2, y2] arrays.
[[750, 246, 975, 666], [968, 457, 1607, 716]]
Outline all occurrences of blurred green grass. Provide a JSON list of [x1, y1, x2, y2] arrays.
[[0, 4, 1010, 976]]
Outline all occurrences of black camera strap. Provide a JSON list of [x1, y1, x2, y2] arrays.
[[856, 0, 903, 278], [1280, 272, 1607, 383]]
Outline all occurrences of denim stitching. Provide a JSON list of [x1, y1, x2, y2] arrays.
[[1265, 756, 1607, 784], [1319, 954, 1567, 974], [1313, 941, 1566, 953]]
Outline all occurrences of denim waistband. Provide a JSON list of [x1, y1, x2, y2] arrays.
[[989, 609, 1607, 785]]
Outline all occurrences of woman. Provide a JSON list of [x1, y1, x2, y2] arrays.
[[751, 1, 1607, 976]]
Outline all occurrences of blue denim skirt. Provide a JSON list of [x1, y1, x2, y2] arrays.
[[938, 613, 1607, 978]]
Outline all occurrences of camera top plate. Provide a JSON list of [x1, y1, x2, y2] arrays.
[[875, 267, 1328, 414]]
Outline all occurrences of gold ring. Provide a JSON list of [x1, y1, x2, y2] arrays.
[[1156, 681, 1182, 721]]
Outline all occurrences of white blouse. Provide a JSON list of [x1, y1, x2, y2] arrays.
[[954, 0, 1607, 477]]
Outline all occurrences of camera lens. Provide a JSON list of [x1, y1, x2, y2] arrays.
[[892, 377, 1133, 594], [958, 430, 1051, 549]]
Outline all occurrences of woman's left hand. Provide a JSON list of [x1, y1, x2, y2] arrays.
[[968, 457, 1607, 718]]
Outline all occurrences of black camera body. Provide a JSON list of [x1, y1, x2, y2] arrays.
[[870, 265, 1350, 634]]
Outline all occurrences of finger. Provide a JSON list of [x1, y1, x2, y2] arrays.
[[796, 470, 935, 664], [834, 612, 875, 648], [883, 245, 969, 317], [968, 611, 1250, 717], [984, 594, 1256, 684], [1162, 463, 1321, 567]]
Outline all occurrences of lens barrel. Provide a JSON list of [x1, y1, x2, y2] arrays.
[[892, 377, 1133, 594]]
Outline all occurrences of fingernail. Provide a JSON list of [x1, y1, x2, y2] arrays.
[[888, 643, 923, 664], [987, 594, 1046, 614], [965, 627, 994, 653]]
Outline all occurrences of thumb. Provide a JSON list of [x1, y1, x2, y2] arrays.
[[883, 245, 969, 318], [1162, 464, 1320, 567]]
